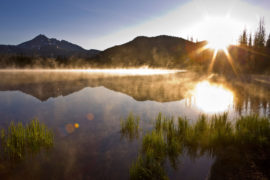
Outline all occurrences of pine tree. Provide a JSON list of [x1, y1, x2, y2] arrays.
[[239, 28, 248, 46], [248, 33, 252, 47], [254, 17, 266, 48], [266, 33, 270, 48]]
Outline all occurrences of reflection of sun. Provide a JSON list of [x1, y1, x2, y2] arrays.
[[192, 81, 234, 113]]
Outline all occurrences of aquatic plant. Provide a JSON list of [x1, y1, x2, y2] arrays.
[[129, 113, 181, 180], [120, 112, 140, 140], [130, 154, 168, 180], [123, 113, 270, 180], [130, 130, 168, 180], [0, 118, 54, 160], [235, 115, 270, 145]]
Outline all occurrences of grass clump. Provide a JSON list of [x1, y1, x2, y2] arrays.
[[0, 118, 54, 160], [142, 131, 167, 161], [130, 154, 168, 180], [120, 112, 140, 140], [129, 114, 181, 180], [123, 112, 270, 180], [235, 115, 270, 145]]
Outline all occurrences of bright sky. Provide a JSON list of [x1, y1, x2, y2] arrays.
[[0, 0, 269, 50]]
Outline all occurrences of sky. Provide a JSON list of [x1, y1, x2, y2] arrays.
[[0, 0, 270, 50]]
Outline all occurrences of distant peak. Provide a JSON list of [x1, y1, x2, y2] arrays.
[[60, 40, 68, 43], [34, 34, 48, 40], [133, 36, 148, 40]]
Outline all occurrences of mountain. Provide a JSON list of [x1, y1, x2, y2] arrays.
[[0, 34, 100, 58], [0, 34, 207, 68], [91, 35, 206, 67]]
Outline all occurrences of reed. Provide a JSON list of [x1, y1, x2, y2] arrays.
[[124, 113, 270, 180], [120, 112, 140, 140], [0, 118, 54, 160]]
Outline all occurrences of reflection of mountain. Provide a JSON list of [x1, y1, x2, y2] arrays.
[[1, 71, 270, 116], [0, 72, 200, 102]]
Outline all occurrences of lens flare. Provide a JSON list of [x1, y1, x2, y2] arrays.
[[74, 123, 80, 128], [87, 113, 95, 121], [65, 123, 75, 133]]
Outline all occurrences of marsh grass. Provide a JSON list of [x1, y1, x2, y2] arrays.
[[130, 132, 168, 180], [120, 112, 140, 140], [125, 113, 270, 180], [235, 115, 270, 145], [0, 118, 54, 160]]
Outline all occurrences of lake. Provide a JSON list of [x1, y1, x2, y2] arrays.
[[0, 70, 270, 179]]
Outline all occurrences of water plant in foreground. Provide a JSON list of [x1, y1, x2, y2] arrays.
[[124, 113, 270, 180], [0, 118, 54, 160], [120, 112, 140, 140]]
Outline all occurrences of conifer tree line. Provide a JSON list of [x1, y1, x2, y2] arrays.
[[239, 17, 270, 49], [231, 17, 270, 74]]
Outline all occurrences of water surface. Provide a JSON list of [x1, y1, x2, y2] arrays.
[[0, 70, 269, 179]]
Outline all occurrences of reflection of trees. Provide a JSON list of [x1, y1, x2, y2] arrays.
[[228, 80, 270, 117], [123, 113, 270, 179]]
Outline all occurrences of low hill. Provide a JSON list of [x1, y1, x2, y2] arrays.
[[92, 35, 206, 68]]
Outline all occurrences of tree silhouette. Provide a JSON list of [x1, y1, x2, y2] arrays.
[[239, 28, 248, 46], [254, 17, 266, 48], [248, 33, 252, 47], [266, 33, 270, 48]]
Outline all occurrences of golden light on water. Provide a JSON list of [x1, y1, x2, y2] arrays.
[[0, 68, 185, 76], [70, 68, 185, 75], [192, 81, 234, 113]]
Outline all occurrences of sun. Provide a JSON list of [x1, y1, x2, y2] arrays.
[[197, 15, 241, 51], [206, 40, 229, 51], [194, 15, 240, 74]]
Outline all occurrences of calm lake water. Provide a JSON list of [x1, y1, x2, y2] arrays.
[[0, 70, 270, 179]]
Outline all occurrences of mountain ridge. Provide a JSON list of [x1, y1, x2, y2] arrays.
[[0, 34, 207, 68], [0, 34, 100, 58], [92, 35, 206, 67]]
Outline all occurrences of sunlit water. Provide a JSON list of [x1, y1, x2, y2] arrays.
[[0, 70, 269, 179], [191, 81, 234, 113]]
